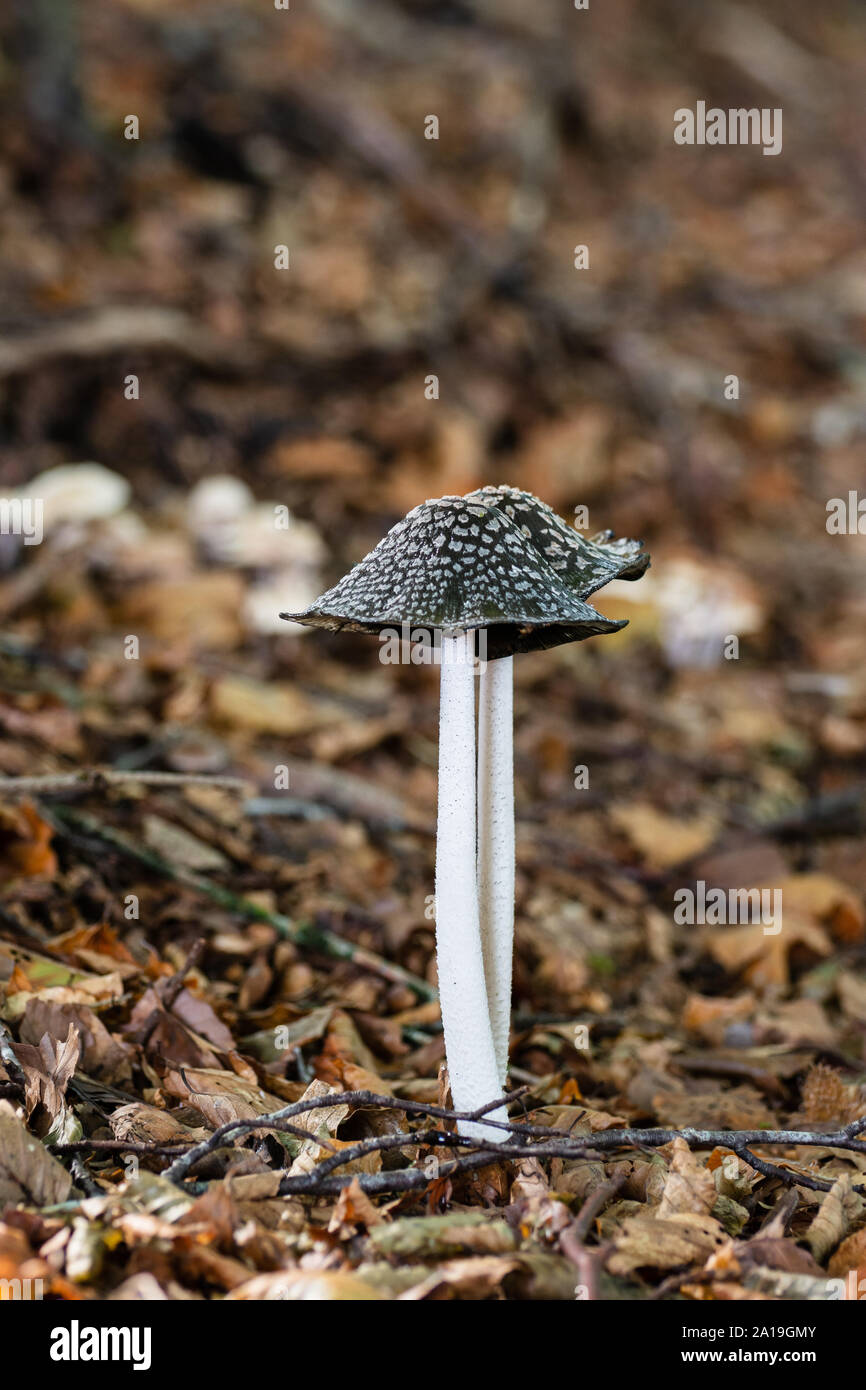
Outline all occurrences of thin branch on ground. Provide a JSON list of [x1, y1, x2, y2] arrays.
[[162, 1087, 530, 1182], [51, 1139, 190, 1157], [0, 769, 252, 795], [559, 1173, 626, 1300], [147, 1088, 866, 1196]]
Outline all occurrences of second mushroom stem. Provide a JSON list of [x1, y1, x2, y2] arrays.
[[436, 629, 507, 1141], [477, 654, 514, 1087]]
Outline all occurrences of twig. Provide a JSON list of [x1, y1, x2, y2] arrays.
[[571, 1172, 628, 1245], [160, 1087, 866, 1198], [0, 305, 258, 378], [723, 1140, 833, 1194], [51, 1116, 339, 1157], [44, 804, 436, 1001], [559, 1174, 626, 1302], [277, 1151, 502, 1198], [163, 1087, 530, 1183], [51, 1140, 190, 1157], [0, 769, 252, 795]]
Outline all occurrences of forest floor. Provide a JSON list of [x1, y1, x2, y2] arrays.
[[1, 0, 865, 1301]]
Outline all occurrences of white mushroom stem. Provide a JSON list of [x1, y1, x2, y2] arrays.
[[435, 629, 507, 1142], [477, 654, 514, 1087]]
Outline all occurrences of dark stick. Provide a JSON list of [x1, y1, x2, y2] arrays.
[[163, 1086, 531, 1183], [159, 1088, 866, 1197], [0, 769, 251, 795], [571, 1172, 628, 1245], [559, 1174, 626, 1301]]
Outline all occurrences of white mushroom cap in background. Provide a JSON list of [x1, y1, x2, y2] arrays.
[[19, 462, 131, 535], [187, 473, 325, 572], [605, 552, 764, 670], [187, 474, 325, 634], [187, 475, 255, 563]]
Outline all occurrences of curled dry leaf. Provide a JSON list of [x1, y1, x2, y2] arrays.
[[706, 916, 831, 991], [109, 1103, 208, 1147], [328, 1175, 384, 1235], [2, 965, 126, 1023], [779, 873, 864, 944], [610, 802, 719, 868], [681, 992, 757, 1045], [397, 1254, 523, 1300], [210, 675, 342, 736], [656, 1138, 716, 1219], [48, 922, 141, 981], [14, 1019, 80, 1130], [736, 1237, 823, 1277], [21, 998, 132, 1084], [805, 1174, 864, 1263]]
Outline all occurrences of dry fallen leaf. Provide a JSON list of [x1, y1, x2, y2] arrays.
[[828, 1226, 866, 1279], [607, 1211, 727, 1275], [227, 1270, 390, 1300], [369, 1212, 518, 1262], [328, 1175, 384, 1235], [21, 997, 132, 1084], [0, 802, 58, 879], [0, 1106, 73, 1206], [657, 1138, 716, 1219], [210, 675, 341, 736], [610, 802, 719, 867], [805, 1174, 863, 1262]]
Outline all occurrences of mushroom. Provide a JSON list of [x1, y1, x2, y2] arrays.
[[466, 486, 649, 1085], [281, 494, 640, 1140]]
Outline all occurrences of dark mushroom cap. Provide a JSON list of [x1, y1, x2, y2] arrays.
[[466, 485, 650, 593], [281, 495, 627, 659]]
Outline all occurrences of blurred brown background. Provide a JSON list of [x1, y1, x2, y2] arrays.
[[0, 0, 865, 1026]]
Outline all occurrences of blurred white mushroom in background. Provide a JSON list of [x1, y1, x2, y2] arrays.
[[244, 572, 320, 635], [20, 461, 131, 537], [235, 506, 324, 572], [605, 553, 764, 669], [186, 473, 325, 634], [187, 475, 255, 564]]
